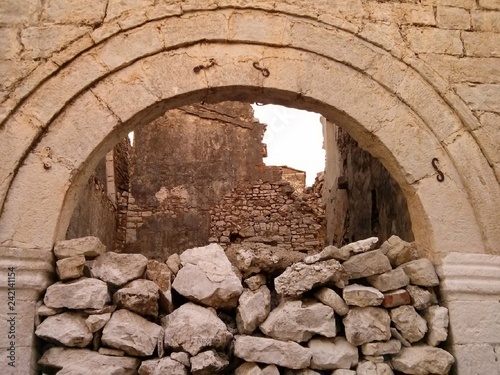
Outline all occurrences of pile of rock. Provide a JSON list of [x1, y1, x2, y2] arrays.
[[36, 235, 454, 375]]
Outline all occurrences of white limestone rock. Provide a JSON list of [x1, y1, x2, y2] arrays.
[[37, 303, 63, 317], [38, 347, 140, 375], [357, 361, 394, 375], [406, 285, 436, 310], [235, 362, 263, 375], [380, 236, 419, 267], [343, 307, 391, 346], [35, 312, 92, 347], [274, 260, 349, 297], [314, 287, 349, 316], [341, 237, 378, 254], [172, 243, 243, 308], [424, 306, 449, 347], [308, 337, 358, 370], [145, 259, 174, 313], [166, 253, 181, 275], [390, 305, 428, 343], [390, 327, 411, 347], [162, 302, 232, 356], [244, 274, 267, 291], [54, 236, 107, 260], [342, 250, 392, 280], [361, 340, 402, 356], [92, 251, 148, 287], [85, 312, 111, 333], [399, 259, 439, 287], [343, 284, 384, 307], [304, 245, 350, 263], [190, 350, 229, 375], [237, 286, 271, 334], [56, 255, 85, 281], [101, 309, 162, 356], [171, 352, 190, 367], [234, 335, 312, 370], [260, 300, 336, 342], [391, 346, 455, 375], [262, 365, 280, 375], [113, 279, 160, 317], [44, 277, 110, 310], [139, 357, 187, 375], [367, 268, 410, 292]]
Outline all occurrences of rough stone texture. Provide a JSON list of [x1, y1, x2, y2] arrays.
[[145, 259, 174, 313], [35, 312, 92, 347], [343, 307, 391, 346], [236, 286, 271, 334], [399, 259, 439, 287], [314, 287, 349, 316], [166, 253, 181, 275], [308, 337, 358, 370], [113, 279, 160, 317], [390, 305, 428, 343], [244, 274, 267, 291], [381, 236, 419, 267], [260, 300, 336, 342], [304, 245, 350, 263], [172, 243, 243, 308], [274, 259, 349, 297], [342, 250, 392, 279], [56, 255, 86, 281], [98, 347, 125, 356], [234, 335, 312, 370], [367, 268, 410, 292], [139, 357, 187, 375], [92, 252, 148, 286], [391, 346, 455, 375], [38, 347, 140, 375], [54, 236, 107, 260], [44, 278, 110, 310], [341, 237, 378, 254], [190, 350, 229, 375], [331, 370, 356, 375], [424, 306, 449, 347], [342, 284, 384, 307], [162, 302, 232, 356], [361, 340, 402, 356], [101, 309, 162, 356], [85, 312, 111, 333], [382, 289, 411, 308], [406, 285, 435, 310], [235, 362, 262, 375], [262, 365, 280, 375], [171, 352, 190, 367], [357, 361, 394, 375]]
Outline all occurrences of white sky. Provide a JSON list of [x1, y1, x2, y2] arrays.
[[251, 104, 325, 186]]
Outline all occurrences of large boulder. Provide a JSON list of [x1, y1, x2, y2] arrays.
[[234, 335, 312, 370], [308, 337, 358, 370], [35, 312, 92, 347], [53, 236, 107, 260], [343, 307, 391, 346], [162, 302, 233, 356], [172, 244, 243, 308], [101, 309, 162, 356], [237, 286, 271, 334], [44, 278, 110, 310], [139, 357, 187, 375], [274, 260, 348, 297], [260, 300, 336, 342], [391, 346, 454, 375], [92, 252, 148, 287], [113, 279, 160, 317]]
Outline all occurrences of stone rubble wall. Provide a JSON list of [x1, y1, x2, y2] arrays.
[[35, 235, 454, 375]]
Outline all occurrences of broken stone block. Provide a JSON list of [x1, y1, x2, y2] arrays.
[[235, 362, 263, 375], [171, 352, 190, 367], [92, 252, 148, 287], [172, 243, 243, 308], [342, 250, 392, 279], [341, 237, 378, 254], [244, 274, 267, 291], [260, 300, 336, 342], [113, 279, 160, 317], [236, 285, 271, 334], [85, 312, 111, 333], [399, 259, 439, 287], [367, 268, 410, 292], [308, 337, 358, 370], [54, 236, 107, 260], [139, 357, 187, 375], [44, 278, 110, 310], [39, 347, 140, 375], [391, 327, 411, 347], [145, 259, 174, 313], [274, 260, 349, 297], [162, 302, 232, 356], [343, 284, 384, 307], [424, 306, 449, 347], [406, 285, 435, 310], [234, 335, 312, 370], [304, 245, 350, 264], [390, 305, 428, 343], [343, 307, 391, 346], [166, 253, 181, 275], [101, 309, 162, 356], [361, 340, 402, 356], [98, 347, 125, 356], [190, 350, 229, 375], [35, 312, 92, 347], [381, 236, 419, 267], [391, 346, 454, 375], [56, 255, 86, 281], [314, 287, 349, 316], [37, 303, 63, 317], [382, 289, 411, 308]]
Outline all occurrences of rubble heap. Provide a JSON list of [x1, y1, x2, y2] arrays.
[[36, 236, 454, 375]]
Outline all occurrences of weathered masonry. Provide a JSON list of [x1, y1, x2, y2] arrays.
[[0, 1, 499, 374]]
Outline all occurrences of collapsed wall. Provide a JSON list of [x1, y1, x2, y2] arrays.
[[36, 236, 454, 375]]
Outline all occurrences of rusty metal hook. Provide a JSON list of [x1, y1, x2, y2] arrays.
[[431, 158, 445, 182], [252, 62, 270, 77], [193, 58, 216, 73]]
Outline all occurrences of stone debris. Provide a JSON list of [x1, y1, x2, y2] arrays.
[[54, 236, 107, 260], [172, 243, 243, 308], [304, 245, 350, 263], [92, 251, 148, 286], [341, 237, 379, 254], [37, 235, 453, 374], [56, 255, 86, 281]]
